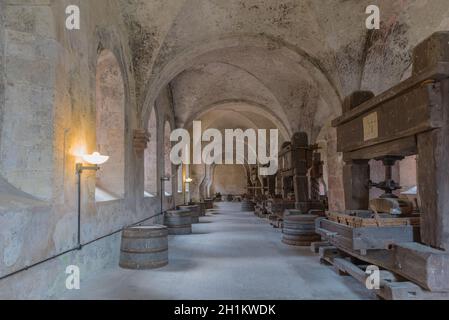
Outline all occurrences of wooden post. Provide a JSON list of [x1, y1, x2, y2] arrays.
[[267, 175, 276, 196], [417, 78, 449, 250], [343, 159, 370, 210], [339, 91, 374, 211], [292, 132, 310, 211]]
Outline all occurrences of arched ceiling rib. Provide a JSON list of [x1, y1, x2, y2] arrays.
[[183, 101, 290, 141], [140, 35, 342, 134], [121, 0, 449, 142]]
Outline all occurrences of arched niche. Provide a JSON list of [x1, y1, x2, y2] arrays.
[[163, 120, 173, 196], [95, 49, 125, 202], [144, 106, 158, 196]]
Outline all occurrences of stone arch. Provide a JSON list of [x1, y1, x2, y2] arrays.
[[95, 49, 125, 201], [183, 100, 291, 141], [141, 35, 342, 130]]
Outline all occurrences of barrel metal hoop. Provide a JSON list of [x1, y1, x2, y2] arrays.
[[122, 234, 168, 240], [121, 246, 168, 254]]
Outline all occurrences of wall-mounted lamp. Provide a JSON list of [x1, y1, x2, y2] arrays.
[[76, 152, 110, 173], [75, 152, 109, 249], [160, 176, 170, 214], [184, 177, 193, 204]]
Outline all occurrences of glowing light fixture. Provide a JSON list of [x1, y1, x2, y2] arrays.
[[75, 151, 109, 250], [82, 152, 109, 165], [184, 177, 193, 204]]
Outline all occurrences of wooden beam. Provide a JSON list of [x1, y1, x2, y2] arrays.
[[332, 62, 449, 127], [336, 83, 443, 153], [344, 136, 417, 161], [417, 78, 449, 250], [394, 242, 449, 292]]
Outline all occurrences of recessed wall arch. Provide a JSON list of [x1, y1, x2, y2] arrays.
[[95, 49, 126, 201]]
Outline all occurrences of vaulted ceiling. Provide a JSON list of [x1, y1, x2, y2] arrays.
[[119, 0, 449, 141]]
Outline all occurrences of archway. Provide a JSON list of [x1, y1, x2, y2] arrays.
[[95, 49, 125, 201]]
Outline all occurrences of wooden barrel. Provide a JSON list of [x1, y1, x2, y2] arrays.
[[282, 214, 321, 246], [286, 208, 325, 217], [198, 202, 206, 216], [285, 209, 303, 216], [241, 199, 255, 211], [204, 198, 214, 209], [164, 209, 192, 235], [119, 225, 168, 269], [178, 205, 200, 223]]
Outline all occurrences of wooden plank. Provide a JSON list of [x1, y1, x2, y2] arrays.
[[394, 242, 449, 292], [331, 257, 449, 300], [337, 84, 443, 153], [333, 258, 369, 283], [342, 91, 374, 113], [310, 241, 330, 253], [331, 235, 354, 252], [318, 246, 340, 264], [319, 219, 353, 239], [344, 136, 417, 161], [332, 62, 449, 127], [381, 281, 424, 300], [352, 226, 413, 250], [333, 242, 449, 293], [413, 32, 449, 76], [326, 211, 419, 227], [332, 258, 417, 300]]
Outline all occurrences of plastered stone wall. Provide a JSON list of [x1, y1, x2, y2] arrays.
[[0, 0, 5, 152], [0, 0, 178, 298], [211, 165, 247, 196], [399, 156, 417, 192], [0, 0, 57, 200]]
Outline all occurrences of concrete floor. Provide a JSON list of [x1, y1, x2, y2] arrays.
[[64, 202, 375, 300]]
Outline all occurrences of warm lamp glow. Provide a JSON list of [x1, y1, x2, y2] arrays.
[[82, 152, 109, 165], [185, 177, 193, 183]]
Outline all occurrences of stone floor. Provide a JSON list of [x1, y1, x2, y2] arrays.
[[63, 202, 375, 300]]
